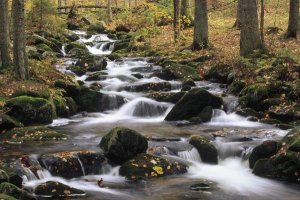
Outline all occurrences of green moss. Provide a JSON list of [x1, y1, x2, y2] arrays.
[[0, 126, 67, 142], [12, 89, 51, 99], [166, 63, 200, 80], [0, 182, 36, 200], [0, 194, 17, 200], [239, 84, 269, 110], [36, 43, 52, 52]]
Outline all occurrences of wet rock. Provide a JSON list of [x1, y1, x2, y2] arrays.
[[239, 84, 269, 111], [182, 79, 196, 88], [268, 106, 299, 123], [236, 108, 264, 118], [124, 82, 172, 92], [85, 72, 107, 81], [35, 181, 85, 198], [181, 85, 191, 91], [147, 92, 186, 104], [113, 41, 130, 52], [87, 21, 107, 33], [53, 97, 77, 118], [227, 81, 246, 95], [165, 88, 222, 121], [87, 56, 108, 72], [115, 24, 130, 33], [0, 126, 67, 142], [276, 124, 294, 130], [0, 182, 36, 200], [63, 30, 80, 41], [151, 68, 178, 81], [0, 115, 23, 132], [66, 65, 87, 76], [190, 182, 211, 191], [28, 34, 61, 53], [249, 140, 281, 168], [259, 118, 281, 125], [0, 194, 17, 200], [90, 82, 102, 91], [132, 73, 144, 79], [99, 127, 148, 165], [39, 151, 107, 179], [119, 153, 187, 180], [5, 96, 55, 126], [189, 135, 218, 164], [204, 64, 232, 84], [68, 48, 90, 58], [65, 42, 88, 54]]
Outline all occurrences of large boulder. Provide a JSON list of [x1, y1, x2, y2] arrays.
[[119, 153, 187, 180], [38, 151, 107, 179], [189, 135, 218, 164], [99, 127, 148, 164], [63, 29, 80, 41], [5, 96, 55, 126], [165, 88, 222, 121], [249, 140, 281, 168], [87, 21, 107, 33], [0, 126, 67, 143], [35, 181, 85, 198], [0, 114, 23, 132]]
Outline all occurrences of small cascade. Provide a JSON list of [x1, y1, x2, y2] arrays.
[[178, 148, 202, 162], [170, 81, 182, 91], [214, 140, 245, 159], [116, 97, 171, 117], [22, 168, 38, 181], [76, 156, 86, 176], [61, 45, 67, 57], [109, 166, 121, 176], [36, 169, 52, 180], [101, 93, 127, 111], [241, 146, 254, 160]]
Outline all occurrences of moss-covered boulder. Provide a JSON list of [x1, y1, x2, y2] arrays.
[[53, 97, 77, 118], [165, 88, 222, 121], [87, 21, 107, 33], [249, 140, 281, 168], [66, 65, 87, 76], [38, 151, 107, 179], [99, 127, 148, 165], [34, 181, 85, 198], [63, 30, 80, 41], [0, 126, 67, 143], [0, 182, 36, 200], [119, 153, 187, 180], [189, 135, 218, 164], [0, 194, 17, 200], [0, 115, 23, 132], [204, 64, 233, 84], [5, 96, 55, 126]]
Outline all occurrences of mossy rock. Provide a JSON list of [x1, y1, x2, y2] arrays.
[[166, 63, 200, 80], [5, 96, 55, 126], [0, 115, 23, 132], [204, 64, 233, 84], [0, 194, 17, 200], [87, 22, 106, 33], [52, 96, 77, 118], [99, 127, 148, 165], [147, 92, 186, 104], [12, 88, 51, 99], [165, 88, 222, 121], [119, 153, 187, 180], [249, 140, 281, 169], [239, 84, 270, 110], [35, 181, 85, 198], [65, 42, 88, 53], [0, 126, 67, 142], [227, 81, 246, 95], [0, 182, 36, 200], [68, 48, 90, 58], [36, 43, 52, 52], [189, 135, 218, 164], [66, 65, 87, 76]]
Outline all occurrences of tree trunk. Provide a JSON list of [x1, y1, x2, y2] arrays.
[[260, 0, 265, 45], [192, 0, 208, 50], [0, 0, 10, 67], [174, 0, 181, 42], [233, 0, 242, 29], [240, 0, 262, 56], [181, 0, 191, 19], [12, 0, 29, 80], [286, 0, 299, 38], [107, 0, 113, 22]]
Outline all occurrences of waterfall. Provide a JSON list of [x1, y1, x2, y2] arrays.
[[178, 148, 202, 162]]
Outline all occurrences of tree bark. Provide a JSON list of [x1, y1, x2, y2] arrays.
[[192, 0, 208, 50], [286, 0, 299, 38], [240, 0, 263, 56], [12, 0, 29, 80], [107, 0, 113, 22], [181, 0, 191, 19], [0, 0, 10, 67], [174, 0, 181, 42], [233, 0, 242, 29], [260, 0, 265, 45]]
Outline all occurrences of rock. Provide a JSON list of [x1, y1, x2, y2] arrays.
[[182, 79, 196, 88], [132, 73, 144, 79], [87, 56, 108, 72], [259, 118, 281, 125], [276, 124, 294, 130], [239, 84, 269, 111], [204, 64, 232, 84], [63, 30, 80, 41], [99, 127, 148, 164], [165, 88, 222, 121], [236, 108, 264, 118], [28, 34, 61, 53], [113, 41, 130, 52], [65, 42, 88, 54], [39, 151, 107, 179], [227, 81, 246, 95], [268, 106, 299, 123], [115, 24, 130, 33], [198, 106, 213, 123], [119, 153, 187, 180], [68, 48, 89, 58], [124, 82, 172, 92], [0, 115, 23, 132], [189, 135, 218, 164], [181, 85, 191, 91], [147, 92, 186, 104], [249, 140, 281, 168], [0, 126, 67, 142], [67, 65, 86, 76], [85, 72, 107, 81], [0, 182, 36, 200], [35, 181, 85, 198], [87, 21, 107, 33], [0, 194, 17, 200], [67, 22, 80, 30], [5, 96, 55, 126], [190, 182, 211, 191], [53, 96, 77, 118]]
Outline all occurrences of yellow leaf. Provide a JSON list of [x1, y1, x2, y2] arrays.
[[153, 166, 163, 175]]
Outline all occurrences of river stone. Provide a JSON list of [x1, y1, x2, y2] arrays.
[[0, 194, 17, 200], [34, 181, 85, 198], [189, 135, 218, 164], [99, 127, 148, 164], [63, 30, 80, 41], [5, 96, 55, 126], [38, 151, 107, 179], [123, 82, 172, 92], [87, 56, 108, 72], [0, 115, 23, 132], [0, 182, 36, 200], [165, 88, 222, 121], [249, 140, 281, 169], [0, 126, 67, 143], [119, 153, 187, 180], [147, 92, 186, 104]]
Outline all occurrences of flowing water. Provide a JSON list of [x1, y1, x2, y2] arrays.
[[2, 31, 300, 200]]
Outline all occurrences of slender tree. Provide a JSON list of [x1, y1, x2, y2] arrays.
[[0, 0, 10, 67], [181, 0, 192, 20], [12, 0, 29, 80], [260, 0, 265, 45], [174, 0, 181, 42], [286, 0, 299, 38], [107, 0, 113, 22], [240, 0, 263, 56], [192, 0, 208, 50]]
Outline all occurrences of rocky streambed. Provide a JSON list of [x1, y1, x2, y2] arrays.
[[0, 30, 300, 200]]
